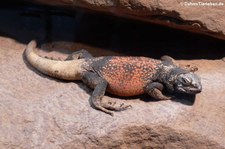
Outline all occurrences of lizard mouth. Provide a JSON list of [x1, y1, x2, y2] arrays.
[[177, 86, 202, 94]]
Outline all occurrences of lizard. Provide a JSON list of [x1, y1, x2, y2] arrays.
[[25, 40, 202, 116]]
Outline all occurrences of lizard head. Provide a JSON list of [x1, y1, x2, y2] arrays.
[[174, 72, 202, 94], [159, 56, 202, 94]]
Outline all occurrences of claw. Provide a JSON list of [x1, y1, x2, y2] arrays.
[[119, 103, 132, 110], [127, 105, 132, 109], [108, 101, 116, 106], [108, 111, 114, 116], [112, 102, 116, 106]]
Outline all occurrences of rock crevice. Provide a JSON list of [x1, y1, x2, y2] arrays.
[[30, 0, 225, 40]]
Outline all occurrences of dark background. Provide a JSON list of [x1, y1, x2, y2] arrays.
[[0, 0, 225, 59]]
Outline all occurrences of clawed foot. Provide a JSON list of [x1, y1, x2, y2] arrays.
[[97, 102, 132, 116], [93, 101, 132, 116], [119, 103, 132, 109], [103, 101, 132, 111]]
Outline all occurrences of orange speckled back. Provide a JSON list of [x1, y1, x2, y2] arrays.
[[94, 57, 161, 96]]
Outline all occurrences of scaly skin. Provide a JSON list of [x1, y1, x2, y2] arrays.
[[91, 57, 160, 96], [25, 40, 202, 116]]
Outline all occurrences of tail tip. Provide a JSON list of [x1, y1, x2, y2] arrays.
[[27, 40, 37, 48], [25, 40, 37, 55]]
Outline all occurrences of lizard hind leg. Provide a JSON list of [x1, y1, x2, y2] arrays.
[[82, 72, 114, 116], [66, 49, 93, 60]]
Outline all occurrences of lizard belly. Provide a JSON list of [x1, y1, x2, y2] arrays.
[[106, 79, 145, 96]]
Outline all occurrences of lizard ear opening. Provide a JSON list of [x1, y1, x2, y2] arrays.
[[161, 55, 177, 66]]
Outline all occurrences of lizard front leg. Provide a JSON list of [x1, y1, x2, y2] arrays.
[[66, 49, 93, 60], [82, 72, 131, 116], [145, 82, 172, 100]]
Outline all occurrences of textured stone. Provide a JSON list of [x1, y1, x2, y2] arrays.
[[0, 37, 225, 148], [29, 0, 225, 40]]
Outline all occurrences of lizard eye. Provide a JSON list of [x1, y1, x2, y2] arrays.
[[182, 77, 191, 85]]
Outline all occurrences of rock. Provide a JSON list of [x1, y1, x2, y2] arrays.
[[0, 37, 225, 148], [222, 57, 225, 62], [29, 0, 225, 40]]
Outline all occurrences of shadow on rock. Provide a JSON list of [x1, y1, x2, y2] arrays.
[[139, 92, 196, 106], [171, 93, 196, 106]]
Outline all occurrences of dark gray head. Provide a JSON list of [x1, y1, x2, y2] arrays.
[[174, 72, 202, 94], [166, 68, 202, 94], [158, 55, 202, 94]]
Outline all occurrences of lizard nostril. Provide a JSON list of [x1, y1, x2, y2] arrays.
[[194, 83, 202, 92]]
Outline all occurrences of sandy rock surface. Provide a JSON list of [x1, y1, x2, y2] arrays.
[[30, 0, 225, 40], [0, 37, 225, 148]]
